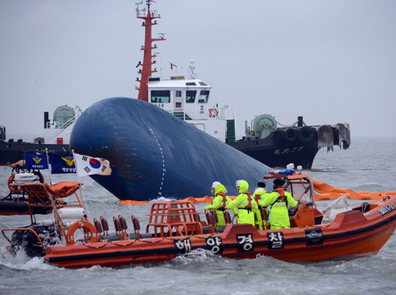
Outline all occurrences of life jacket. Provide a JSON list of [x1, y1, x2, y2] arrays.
[[240, 191, 252, 211], [272, 188, 288, 206], [254, 194, 260, 204], [253, 188, 267, 204], [274, 187, 285, 197], [216, 192, 227, 210]]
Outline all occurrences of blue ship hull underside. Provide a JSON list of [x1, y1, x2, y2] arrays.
[[70, 97, 271, 201]]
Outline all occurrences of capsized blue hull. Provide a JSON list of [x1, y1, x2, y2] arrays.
[[70, 97, 272, 201]]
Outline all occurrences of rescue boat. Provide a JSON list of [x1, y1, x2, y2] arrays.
[[0, 161, 49, 216], [2, 171, 396, 268]]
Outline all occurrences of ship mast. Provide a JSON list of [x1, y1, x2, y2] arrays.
[[136, 0, 165, 102]]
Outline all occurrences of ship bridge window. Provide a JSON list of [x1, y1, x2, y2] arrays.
[[186, 90, 196, 103], [198, 90, 210, 103], [151, 90, 170, 103], [186, 82, 196, 86], [199, 82, 208, 86]]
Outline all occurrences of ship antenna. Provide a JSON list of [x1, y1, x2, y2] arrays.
[[135, 1, 143, 10], [135, 0, 165, 102], [147, 0, 155, 9]]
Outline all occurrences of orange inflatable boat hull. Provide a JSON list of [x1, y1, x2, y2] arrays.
[[45, 197, 396, 268]]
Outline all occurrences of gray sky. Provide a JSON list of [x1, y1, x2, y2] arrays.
[[1, 0, 395, 141]]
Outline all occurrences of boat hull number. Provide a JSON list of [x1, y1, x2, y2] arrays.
[[378, 204, 395, 216]]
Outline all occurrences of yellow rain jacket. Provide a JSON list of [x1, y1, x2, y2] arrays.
[[260, 188, 297, 229], [253, 187, 269, 203], [205, 184, 235, 227], [226, 180, 263, 230]]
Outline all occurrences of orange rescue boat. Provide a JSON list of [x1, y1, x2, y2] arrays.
[[1, 162, 48, 216], [2, 173, 396, 268]]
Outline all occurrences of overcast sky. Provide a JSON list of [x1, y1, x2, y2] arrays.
[[1, 0, 395, 141]]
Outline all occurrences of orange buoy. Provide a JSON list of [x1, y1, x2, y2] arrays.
[[66, 220, 98, 245], [209, 108, 219, 118], [7, 174, 22, 194]]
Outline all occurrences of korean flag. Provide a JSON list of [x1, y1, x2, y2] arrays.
[[73, 153, 112, 177]]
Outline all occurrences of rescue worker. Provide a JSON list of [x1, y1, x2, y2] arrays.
[[259, 178, 298, 229], [253, 182, 268, 204], [226, 180, 263, 230], [205, 183, 235, 227], [253, 181, 269, 230], [210, 181, 221, 196]]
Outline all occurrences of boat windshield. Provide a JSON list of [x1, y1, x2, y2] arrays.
[[198, 90, 210, 103], [151, 90, 171, 103], [186, 90, 196, 103], [290, 178, 313, 204]]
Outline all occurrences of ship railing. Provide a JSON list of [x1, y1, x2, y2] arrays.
[[149, 74, 199, 81], [136, 9, 160, 19], [154, 105, 234, 121]]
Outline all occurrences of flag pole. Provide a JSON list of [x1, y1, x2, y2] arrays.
[[45, 148, 52, 185], [72, 150, 90, 220]]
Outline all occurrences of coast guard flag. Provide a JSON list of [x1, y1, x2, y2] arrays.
[[73, 153, 112, 177], [48, 153, 76, 174], [24, 153, 48, 170]]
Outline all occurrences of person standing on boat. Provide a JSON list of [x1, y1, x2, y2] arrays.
[[210, 181, 221, 196], [254, 181, 270, 230], [226, 180, 263, 230], [260, 178, 297, 229], [253, 182, 268, 203], [205, 182, 235, 227]]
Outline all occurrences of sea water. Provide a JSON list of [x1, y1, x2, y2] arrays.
[[0, 137, 395, 295]]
